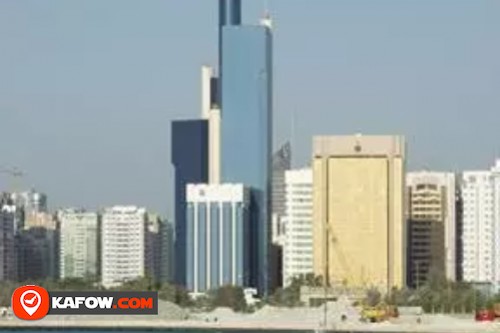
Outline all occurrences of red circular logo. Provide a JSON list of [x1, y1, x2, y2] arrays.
[[12, 285, 49, 320]]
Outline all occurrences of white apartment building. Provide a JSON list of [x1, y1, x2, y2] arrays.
[[282, 168, 313, 286], [461, 162, 500, 288], [101, 206, 146, 288], [58, 209, 99, 280]]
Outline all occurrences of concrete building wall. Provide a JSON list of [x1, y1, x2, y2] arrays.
[[101, 206, 145, 288], [461, 167, 497, 285], [312, 135, 405, 293], [282, 168, 313, 286], [159, 219, 174, 283], [18, 212, 58, 280], [407, 172, 456, 287], [58, 209, 99, 280], [201, 65, 221, 185]]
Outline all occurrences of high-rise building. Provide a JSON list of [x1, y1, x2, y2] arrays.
[[282, 168, 313, 286], [159, 219, 174, 283], [0, 196, 16, 281], [171, 120, 209, 285], [271, 142, 291, 245], [406, 172, 457, 288], [101, 206, 145, 288], [58, 209, 99, 280], [218, 0, 241, 97], [201, 65, 221, 184], [11, 189, 48, 214], [460, 161, 500, 288], [270, 142, 291, 289], [312, 135, 406, 293], [220, 1, 273, 294], [186, 183, 250, 295], [145, 213, 162, 283], [18, 212, 58, 280]]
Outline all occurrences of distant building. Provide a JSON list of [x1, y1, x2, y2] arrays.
[[282, 168, 313, 286], [186, 183, 250, 294], [0, 197, 17, 281], [460, 161, 500, 288], [270, 142, 291, 289], [101, 206, 145, 288], [17, 212, 58, 280], [312, 135, 406, 293], [171, 120, 209, 286], [11, 189, 48, 214], [201, 65, 221, 185], [159, 219, 174, 283], [406, 172, 457, 288], [145, 214, 162, 283], [272, 142, 292, 245], [58, 209, 99, 280]]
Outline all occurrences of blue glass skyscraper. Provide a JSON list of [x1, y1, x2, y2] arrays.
[[171, 120, 209, 286], [220, 3, 273, 294]]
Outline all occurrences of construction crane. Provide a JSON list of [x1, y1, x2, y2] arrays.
[[0, 166, 25, 193]]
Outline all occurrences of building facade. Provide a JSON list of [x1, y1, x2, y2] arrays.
[[171, 120, 209, 286], [101, 206, 145, 288], [312, 135, 406, 292], [18, 212, 58, 280], [271, 142, 291, 245], [282, 168, 313, 286], [270, 142, 291, 289], [11, 189, 48, 214], [58, 209, 99, 280], [460, 161, 500, 288], [0, 198, 16, 281], [159, 219, 174, 283], [406, 172, 456, 288], [221, 5, 273, 294], [145, 214, 162, 283], [186, 183, 250, 294], [201, 65, 221, 185]]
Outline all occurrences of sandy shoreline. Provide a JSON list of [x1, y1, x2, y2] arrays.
[[0, 318, 498, 333], [0, 301, 498, 332]]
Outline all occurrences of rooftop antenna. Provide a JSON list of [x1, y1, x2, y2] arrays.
[[290, 108, 296, 169], [260, 0, 272, 28]]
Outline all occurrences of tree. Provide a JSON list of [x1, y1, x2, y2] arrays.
[[267, 274, 325, 307], [111, 276, 154, 291], [174, 285, 192, 307], [385, 287, 414, 306], [0, 281, 18, 306], [210, 285, 247, 312], [364, 287, 382, 307]]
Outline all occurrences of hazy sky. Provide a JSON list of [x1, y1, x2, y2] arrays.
[[1, 0, 499, 217]]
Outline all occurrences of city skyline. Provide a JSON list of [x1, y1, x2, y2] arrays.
[[1, 0, 500, 216]]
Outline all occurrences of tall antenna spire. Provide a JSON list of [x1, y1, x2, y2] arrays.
[[260, 0, 272, 28], [263, 0, 269, 13], [290, 108, 296, 168]]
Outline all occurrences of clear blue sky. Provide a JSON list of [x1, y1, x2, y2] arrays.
[[1, 0, 499, 217]]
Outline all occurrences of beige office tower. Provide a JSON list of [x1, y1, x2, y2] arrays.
[[312, 135, 406, 293]]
